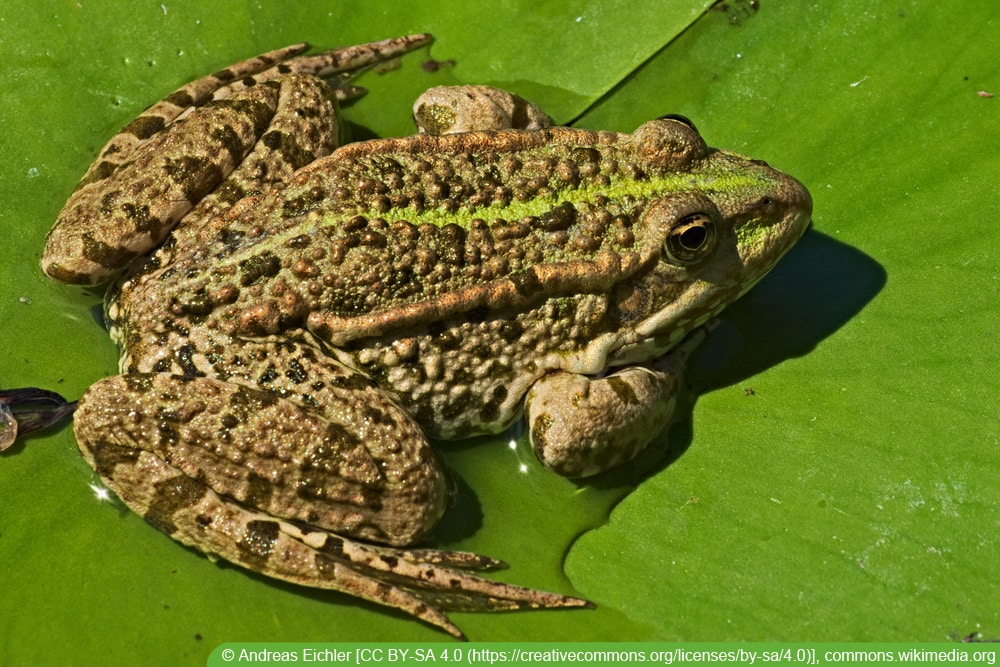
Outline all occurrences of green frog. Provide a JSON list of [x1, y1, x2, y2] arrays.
[[36, 34, 811, 638]]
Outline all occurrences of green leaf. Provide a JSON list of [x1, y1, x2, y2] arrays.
[[1, 0, 998, 664]]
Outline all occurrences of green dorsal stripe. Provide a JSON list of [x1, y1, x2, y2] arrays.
[[338, 171, 770, 230]]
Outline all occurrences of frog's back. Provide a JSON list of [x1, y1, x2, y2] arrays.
[[158, 122, 708, 346]]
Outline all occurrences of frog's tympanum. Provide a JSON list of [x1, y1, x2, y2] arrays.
[[35, 34, 811, 637]]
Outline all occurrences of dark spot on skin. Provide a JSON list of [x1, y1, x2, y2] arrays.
[[158, 410, 181, 423], [606, 376, 639, 406], [123, 114, 166, 140], [163, 316, 191, 338], [441, 393, 471, 421], [479, 385, 508, 423], [321, 421, 363, 452], [237, 519, 280, 568], [244, 472, 273, 510], [164, 90, 195, 108], [239, 251, 281, 286], [228, 385, 278, 423], [379, 555, 399, 569], [99, 191, 118, 216], [509, 267, 542, 297], [540, 202, 577, 231], [257, 366, 279, 385], [320, 535, 345, 558], [281, 195, 313, 219], [211, 67, 237, 83], [73, 160, 120, 190], [87, 439, 141, 478], [144, 475, 209, 536], [124, 374, 154, 394], [212, 180, 247, 207], [530, 413, 552, 460], [163, 155, 224, 203], [121, 202, 161, 233], [328, 373, 375, 392], [210, 95, 276, 136], [40, 263, 92, 284], [313, 552, 338, 579], [81, 232, 139, 269], [362, 405, 388, 425], [496, 319, 522, 342], [261, 130, 315, 170], [413, 404, 436, 430], [156, 421, 179, 446], [210, 124, 245, 165], [176, 344, 200, 376], [176, 289, 214, 317], [217, 228, 246, 254], [295, 474, 325, 502], [285, 357, 308, 384]]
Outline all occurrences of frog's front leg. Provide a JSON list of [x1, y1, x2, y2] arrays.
[[74, 372, 587, 638], [526, 330, 708, 478]]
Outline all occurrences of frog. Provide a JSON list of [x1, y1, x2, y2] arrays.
[[36, 33, 812, 638]]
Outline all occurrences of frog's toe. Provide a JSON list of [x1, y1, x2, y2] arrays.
[[280, 521, 593, 637]]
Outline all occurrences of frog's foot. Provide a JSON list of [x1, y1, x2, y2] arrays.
[[165, 483, 589, 639], [42, 34, 432, 286], [525, 328, 709, 477], [73, 372, 588, 638], [0, 387, 76, 451]]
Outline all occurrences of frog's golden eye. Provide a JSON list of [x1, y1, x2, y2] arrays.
[[664, 213, 716, 264]]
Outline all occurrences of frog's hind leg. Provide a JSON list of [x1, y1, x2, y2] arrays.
[[73, 372, 588, 638], [76, 34, 432, 193], [42, 34, 432, 285]]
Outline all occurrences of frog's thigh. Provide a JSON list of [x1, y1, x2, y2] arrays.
[[526, 365, 681, 478], [181, 73, 340, 240], [74, 373, 446, 547]]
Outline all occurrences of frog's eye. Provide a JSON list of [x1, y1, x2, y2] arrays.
[[657, 114, 698, 132], [664, 213, 716, 264]]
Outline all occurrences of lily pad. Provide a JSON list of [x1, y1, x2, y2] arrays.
[[1, 0, 997, 664]]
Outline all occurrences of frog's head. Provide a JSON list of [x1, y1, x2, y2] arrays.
[[614, 117, 812, 351]]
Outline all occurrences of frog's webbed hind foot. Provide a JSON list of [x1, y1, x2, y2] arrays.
[[265, 517, 592, 639], [175, 479, 589, 638], [292, 527, 593, 638]]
